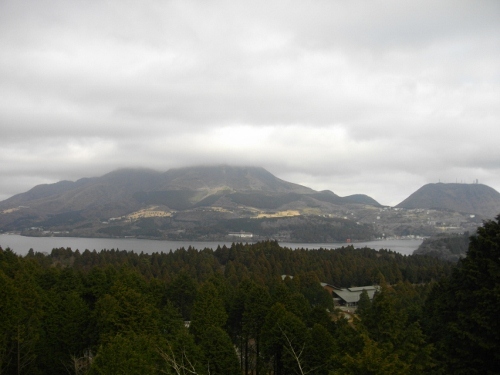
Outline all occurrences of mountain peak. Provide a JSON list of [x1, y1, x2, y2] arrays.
[[161, 165, 315, 194], [396, 182, 500, 217]]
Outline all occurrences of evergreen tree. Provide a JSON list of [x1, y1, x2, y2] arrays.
[[0, 269, 18, 373], [334, 333, 409, 375], [227, 279, 250, 373], [199, 326, 240, 375], [359, 283, 433, 374], [166, 271, 198, 321], [89, 333, 162, 375], [356, 289, 371, 317], [425, 216, 500, 374], [261, 303, 311, 375], [37, 290, 92, 374], [10, 266, 44, 375], [93, 278, 160, 343], [242, 282, 271, 374], [0, 240, 459, 373], [157, 329, 205, 375], [305, 323, 336, 375], [189, 282, 227, 339]]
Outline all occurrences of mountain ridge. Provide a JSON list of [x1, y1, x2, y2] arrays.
[[1, 166, 499, 242], [0, 166, 355, 213], [0, 166, 383, 242]]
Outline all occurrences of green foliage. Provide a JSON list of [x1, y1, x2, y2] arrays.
[[424, 216, 500, 374], [334, 333, 410, 375], [157, 330, 205, 375], [295, 271, 334, 311], [305, 324, 336, 375], [0, 259, 44, 375], [261, 303, 312, 374], [94, 271, 160, 343], [356, 289, 371, 317], [359, 283, 434, 374], [89, 333, 163, 375], [0, 238, 468, 374], [189, 282, 227, 339], [166, 271, 198, 320], [0, 269, 20, 372], [199, 326, 240, 375], [37, 289, 91, 373]]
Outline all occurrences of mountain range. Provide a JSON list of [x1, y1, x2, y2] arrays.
[[1, 165, 499, 242]]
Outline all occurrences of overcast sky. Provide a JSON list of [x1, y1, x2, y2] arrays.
[[1, 0, 499, 206]]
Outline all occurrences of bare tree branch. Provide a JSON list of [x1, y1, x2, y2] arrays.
[[157, 342, 199, 375], [277, 324, 321, 375], [63, 349, 93, 375]]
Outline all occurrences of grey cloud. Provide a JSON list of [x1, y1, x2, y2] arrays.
[[0, 0, 499, 206]]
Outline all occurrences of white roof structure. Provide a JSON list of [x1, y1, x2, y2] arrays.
[[286, 277, 379, 306], [331, 285, 379, 304]]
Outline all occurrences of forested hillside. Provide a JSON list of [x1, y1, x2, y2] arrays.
[[1, 221, 499, 374], [414, 232, 471, 262]]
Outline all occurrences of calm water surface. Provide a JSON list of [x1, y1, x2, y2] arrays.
[[0, 234, 423, 256]]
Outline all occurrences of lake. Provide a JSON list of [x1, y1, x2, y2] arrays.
[[0, 234, 423, 256]]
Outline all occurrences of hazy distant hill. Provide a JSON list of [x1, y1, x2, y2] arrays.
[[342, 194, 381, 206], [0, 168, 164, 214], [0, 166, 384, 241], [0, 166, 314, 212], [396, 183, 500, 218]]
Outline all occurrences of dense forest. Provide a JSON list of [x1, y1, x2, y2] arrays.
[[1, 217, 499, 374]]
